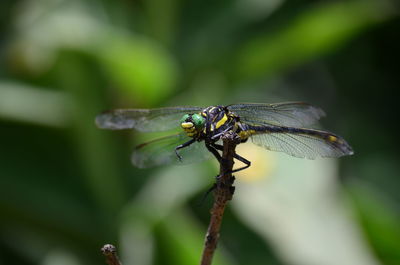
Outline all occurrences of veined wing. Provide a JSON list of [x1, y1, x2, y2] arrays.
[[228, 102, 325, 128], [132, 133, 212, 168], [96, 106, 203, 132], [249, 127, 353, 159]]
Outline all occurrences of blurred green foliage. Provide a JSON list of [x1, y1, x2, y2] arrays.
[[1, 0, 400, 265]]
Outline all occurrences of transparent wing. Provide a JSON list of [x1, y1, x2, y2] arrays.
[[132, 133, 212, 168], [228, 102, 325, 127], [250, 129, 354, 159], [96, 106, 203, 132]]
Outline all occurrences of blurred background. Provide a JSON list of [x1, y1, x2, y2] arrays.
[[1, 0, 400, 264]]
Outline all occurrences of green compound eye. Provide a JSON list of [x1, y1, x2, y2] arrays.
[[192, 114, 205, 128], [180, 114, 190, 124]]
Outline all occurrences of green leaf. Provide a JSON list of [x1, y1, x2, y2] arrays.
[[346, 182, 400, 265], [97, 35, 179, 106], [235, 0, 394, 80]]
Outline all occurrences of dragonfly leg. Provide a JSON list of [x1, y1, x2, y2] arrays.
[[210, 122, 235, 140], [175, 138, 196, 161], [231, 153, 251, 173], [210, 143, 251, 173], [206, 143, 222, 162]]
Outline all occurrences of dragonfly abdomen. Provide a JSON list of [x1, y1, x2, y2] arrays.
[[243, 124, 340, 141], [239, 124, 353, 158]]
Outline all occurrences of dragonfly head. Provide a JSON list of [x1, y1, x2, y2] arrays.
[[180, 113, 205, 137]]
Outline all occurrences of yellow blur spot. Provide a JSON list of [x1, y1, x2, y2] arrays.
[[181, 122, 194, 129], [215, 114, 228, 129], [235, 144, 276, 182]]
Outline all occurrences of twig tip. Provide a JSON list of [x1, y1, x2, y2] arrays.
[[101, 244, 122, 265], [101, 244, 116, 256]]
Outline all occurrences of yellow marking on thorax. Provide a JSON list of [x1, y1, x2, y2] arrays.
[[238, 129, 256, 139], [215, 114, 228, 129]]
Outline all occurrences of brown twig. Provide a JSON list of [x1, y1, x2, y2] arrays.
[[101, 244, 122, 265], [200, 131, 240, 265]]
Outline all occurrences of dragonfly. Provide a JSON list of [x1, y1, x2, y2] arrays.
[[95, 102, 353, 172]]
